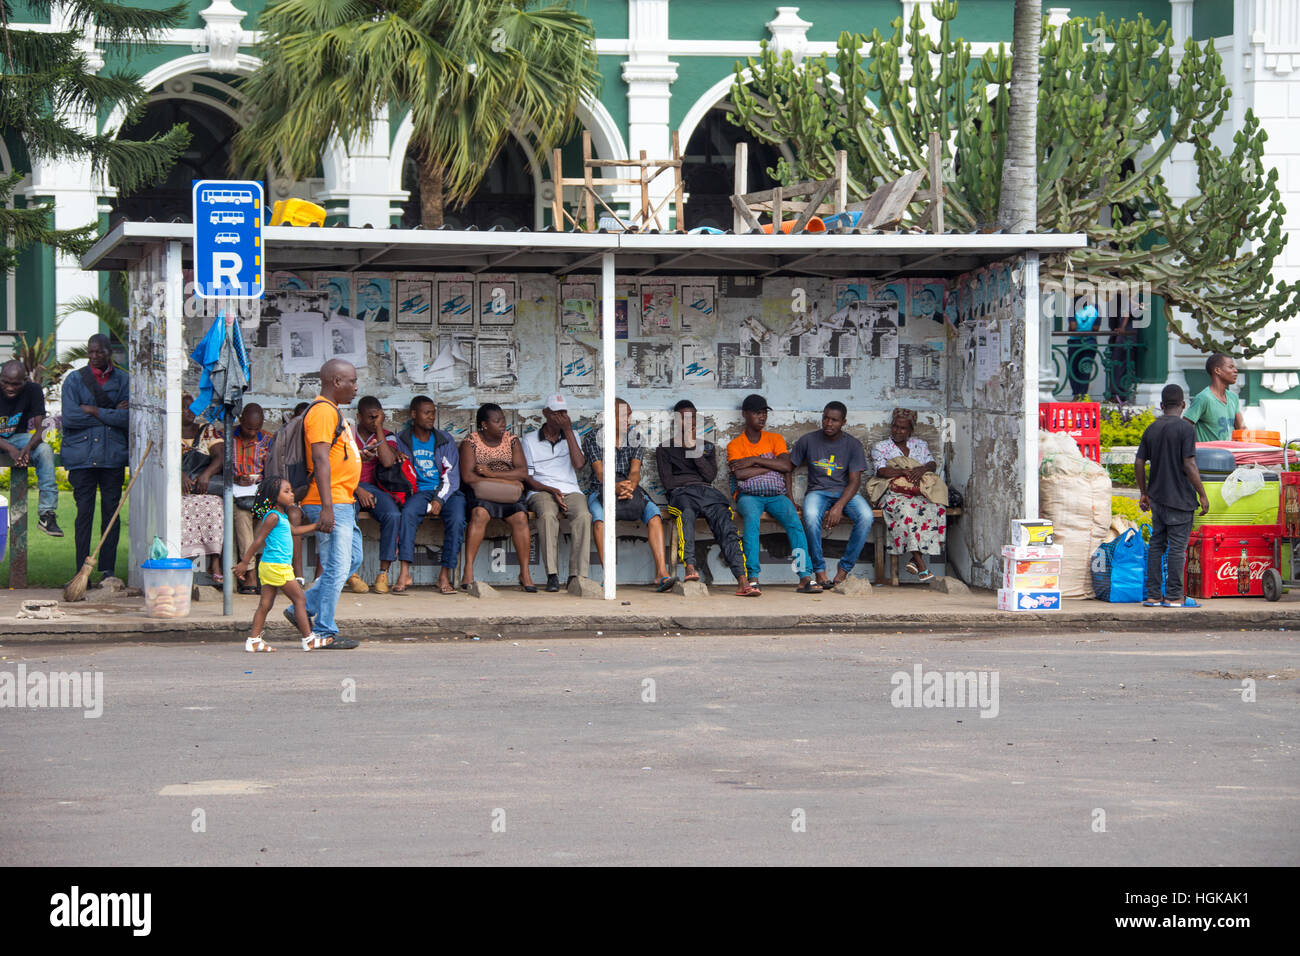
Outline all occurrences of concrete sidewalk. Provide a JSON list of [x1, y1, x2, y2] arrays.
[[5, 580, 1300, 644]]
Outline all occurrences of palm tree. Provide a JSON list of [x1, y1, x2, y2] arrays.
[[997, 0, 1040, 232], [233, 0, 601, 229]]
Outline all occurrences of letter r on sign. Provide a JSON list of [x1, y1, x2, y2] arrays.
[[213, 253, 242, 289]]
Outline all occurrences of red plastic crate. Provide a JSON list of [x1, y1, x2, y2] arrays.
[[1039, 401, 1100, 439], [1075, 437, 1101, 463], [1184, 525, 1279, 599]]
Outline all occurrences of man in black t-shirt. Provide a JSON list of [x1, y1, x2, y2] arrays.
[[0, 360, 62, 536], [1135, 384, 1209, 606]]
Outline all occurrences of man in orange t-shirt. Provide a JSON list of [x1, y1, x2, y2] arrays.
[[298, 359, 362, 648], [726, 393, 818, 593]]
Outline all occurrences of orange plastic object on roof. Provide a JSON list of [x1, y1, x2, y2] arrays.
[[760, 217, 826, 234]]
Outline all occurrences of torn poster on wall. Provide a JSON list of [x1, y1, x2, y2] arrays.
[[870, 279, 908, 328], [717, 341, 762, 389], [806, 357, 853, 390], [862, 301, 899, 359], [281, 313, 327, 374], [680, 341, 716, 387], [324, 316, 367, 367], [615, 283, 635, 339], [909, 278, 946, 325], [436, 279, 474, 326], [396, 278, 434, 326], [626, 341, 674, 388], [316, 274, 352, 321], [355, 275, 393, 323], [895, 341, 943, 390], [477, 337, 518, 390], [680, 283, 715, 334], [479, 279, 516, 325], [433, 335, 475, 390], [640, 284, 675, 336], [393, 340, 431, 383]]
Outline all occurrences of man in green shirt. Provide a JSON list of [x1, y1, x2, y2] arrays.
[[1184, 353, 1244, 443]]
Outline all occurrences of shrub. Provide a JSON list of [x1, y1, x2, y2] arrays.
[[1111, 494, 1152, 542], [1100, 407, 1157, 448]]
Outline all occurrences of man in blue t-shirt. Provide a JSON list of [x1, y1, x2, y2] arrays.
[[789, 401, 872, 588], [393, 395, 465, 594]]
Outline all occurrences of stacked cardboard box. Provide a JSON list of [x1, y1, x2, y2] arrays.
[[998, 523, 1064, 611]]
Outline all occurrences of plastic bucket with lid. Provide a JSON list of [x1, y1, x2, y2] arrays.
[[141, 557, 194, 618]]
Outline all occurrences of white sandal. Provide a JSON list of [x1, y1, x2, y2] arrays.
[[245, 634, 276, 653], [301, 632, 334, 652]]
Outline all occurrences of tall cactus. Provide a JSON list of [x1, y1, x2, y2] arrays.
[[729, 3, 1297, 358]]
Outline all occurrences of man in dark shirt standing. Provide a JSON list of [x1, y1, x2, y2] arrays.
[[655, 399, 758, 596], [1135, 384, 1210, 607]]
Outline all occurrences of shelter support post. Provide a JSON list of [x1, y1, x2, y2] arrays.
[[1023, 253, 1041, 519], [601, 252, 616, 599]]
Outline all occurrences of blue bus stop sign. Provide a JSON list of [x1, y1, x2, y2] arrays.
[[193, 179, 264, 299]]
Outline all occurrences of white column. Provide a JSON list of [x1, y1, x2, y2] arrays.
[[318, 110, 406, 228], [1241, 0, 1300, 370], [601, 251, 616, 599], [28, 9, 108, 357], [623, 0, 678, 227], [1024, 254, 1041, 518]]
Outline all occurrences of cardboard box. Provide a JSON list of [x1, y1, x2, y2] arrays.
[[997, 588, 1062, 611], [1002, 571, 1061, 590], [1001, 544, 1064, 561], [1010, 519, 1055, 547]]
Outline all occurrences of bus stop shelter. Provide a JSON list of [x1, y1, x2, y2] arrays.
[[81, 224, 1085, 603]]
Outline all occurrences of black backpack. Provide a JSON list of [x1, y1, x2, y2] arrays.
[[270, 399, 345, 500]]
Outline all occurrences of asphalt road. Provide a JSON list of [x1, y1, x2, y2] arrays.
[[1, 629, 1296, 866]]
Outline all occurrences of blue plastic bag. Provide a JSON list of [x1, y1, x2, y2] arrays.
[[1109, 528, 1147, 603]]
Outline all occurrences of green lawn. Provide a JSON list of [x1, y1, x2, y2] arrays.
[[2, 489, 132, 588]]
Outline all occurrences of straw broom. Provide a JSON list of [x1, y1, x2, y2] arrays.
[[63, 440, 153, 603]]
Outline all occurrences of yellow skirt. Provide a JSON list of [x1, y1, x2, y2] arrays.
[[258, 562, 295, 587]]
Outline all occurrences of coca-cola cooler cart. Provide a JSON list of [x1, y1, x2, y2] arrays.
[[1183, 446, 1282, 600], [1261, 443, 1300, 602]]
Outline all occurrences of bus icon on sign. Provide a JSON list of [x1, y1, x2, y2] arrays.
[[210, 210, 244, 226], [199, 187, 255, 205], [213, 232, 240, 245]]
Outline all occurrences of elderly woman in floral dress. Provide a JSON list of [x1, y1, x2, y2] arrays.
[[868, 407, 947, 582]]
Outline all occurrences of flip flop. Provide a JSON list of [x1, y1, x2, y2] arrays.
[[796, 581, 824, 594], [1142, 599, 1162, 607], [655, 576, 676, 592], [735, 583, 762, 597], [916, 570, 934, 582], [438, 583, 456, 595], [684, 570, 700, 582]]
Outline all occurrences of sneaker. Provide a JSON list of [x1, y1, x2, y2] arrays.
[[545, 573, 560, 592], [38, 512, 64, 537], [347, 573, 369, 594], [284, 606, 314, 629], [321, 635, 359, 649]]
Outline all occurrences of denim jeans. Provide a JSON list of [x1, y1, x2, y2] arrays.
[[735, 493, 809, 578], [801, 489, 873, 575], [357, 481, 400, 563], [301, 503, 362, 637], [1146, 502, 1194, 602], [398, 489, 466, 566], [587, 490, 661, 524], [0, 432, 58, 514]]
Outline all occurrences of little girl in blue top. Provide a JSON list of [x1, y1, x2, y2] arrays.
[[233, 475, 325, 652]]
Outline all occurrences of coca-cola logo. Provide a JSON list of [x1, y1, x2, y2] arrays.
[[1213, 560, 1270, 582]]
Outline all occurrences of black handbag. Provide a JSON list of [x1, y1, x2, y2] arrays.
[[612, 485, 650, 522]]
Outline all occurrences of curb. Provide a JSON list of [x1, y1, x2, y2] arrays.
[[6, 606, 1299, 644]]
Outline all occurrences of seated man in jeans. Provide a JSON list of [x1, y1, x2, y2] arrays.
[[0, 360, 61, 536], [582, 397, 672, 591], [726, 393, 819, 593], [790, 401, 872, 588], [655, 399, 758, 596], [392, 395, 466, 594]]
